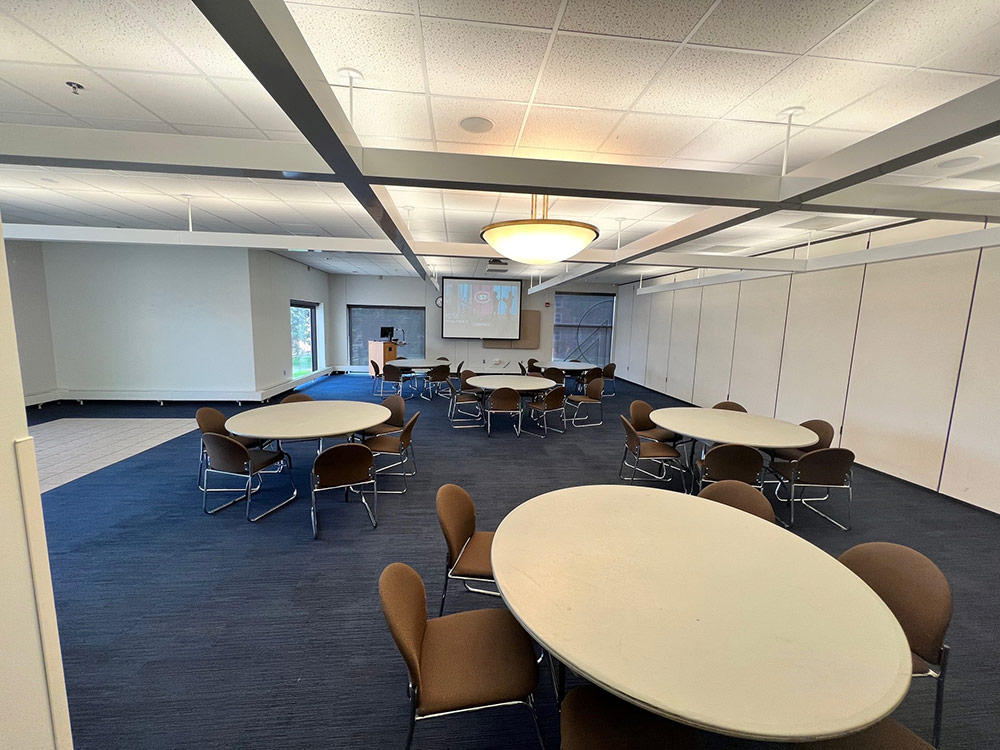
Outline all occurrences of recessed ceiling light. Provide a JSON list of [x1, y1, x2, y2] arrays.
[[935, 156, 980, 169], [460, 116, 494, 134]]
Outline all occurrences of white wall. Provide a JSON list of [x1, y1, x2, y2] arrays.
[[5, 241, 57, 401], [613, 220, 1000, 512]]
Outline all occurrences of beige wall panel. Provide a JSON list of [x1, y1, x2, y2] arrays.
[[775, 266, 865, 441], [643, 290, 673, 394], [842, 250, 979, 489], [692, 282, 740, 408], [613, 283, 633, 379], [666, 288, 702, 403], [729, 275, 791, 416], [627, 288, 651, 384]]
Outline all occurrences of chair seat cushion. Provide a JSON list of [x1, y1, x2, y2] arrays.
[[637, 427, 676, 443], [560, 685, 699, 750], [363, 422, 402, 436], [364, 434, 401, 453], [795, 718, 932, 749], [567, 395, 599, 404], [418, 608, 537, 716], [248, 449, 285, 473], [455, 393, 479, 404], [639, 441, 680, 459], [774, 446, 807, 461], [770, 461, 796, 480], [452, 531, 495, 579]]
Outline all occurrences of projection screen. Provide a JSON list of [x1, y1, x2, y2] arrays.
[[441, 277, 522, 340]]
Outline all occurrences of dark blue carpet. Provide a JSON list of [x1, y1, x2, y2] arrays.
[[33, 375, 1000, 749]]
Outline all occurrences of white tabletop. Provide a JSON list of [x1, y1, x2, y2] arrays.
[[225, 401, 391, 440], [650, 407, 819, 449], [537, 361, 599, 372], [492, 485, 911, 742], [466, 375, 557, 392], [386, 358, 449, 370]]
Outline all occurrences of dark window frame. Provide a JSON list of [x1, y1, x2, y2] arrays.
[[290, 299, 318, 377]]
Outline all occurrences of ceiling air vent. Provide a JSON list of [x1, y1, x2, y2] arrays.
[[486, 258, 509, 273]]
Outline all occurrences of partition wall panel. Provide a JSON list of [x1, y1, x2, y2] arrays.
[[841, 250, 979, 489], [627, 288, 651, 384], [774, 266, 865, 443], [692, 283, 739, 407], [939, 247, 998, 510], [728, 275, 790, 416], [613, 283, 633, 377], [665, 288, 702, 403], [643, 290, 673, 394]]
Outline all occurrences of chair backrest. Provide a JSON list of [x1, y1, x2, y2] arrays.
[[542, 367, 564, 382], [460, 370, 478, 389], [795, 447, 854, 486], [518, 361, 527, 375], [581, 366, 602, 383], [838, 542, 952, 665], [619, 415, 641, 452], [312, 443, 374, 488], [526, 358, 538, 365], [436, 356, 449, 361], [702, 444, 763, 484], [195, 407, 227, 436], [379, 563, 428, 695], [712, 401, 747, 412], [436, 484, 476, 567], [282, 393, 315, 404], [383, 364, 403, 383], [381, 395, 405, 427], [544, 385, 566, 409], [427, 364, 450, 383], [371, 359, 381, 378], [454, 360, 465, 374], [602, 362, 616, 378], [399, 412, 420, 450], [527, 361, 543, 374], [800, 419, 835, 450], [698, 480, 775, 523], [569, 359, 581, 362], [628, 400, 655, 431], [488, 387, 520, 411], [585, 377, 604, 400], [201, 432, 250, 474]]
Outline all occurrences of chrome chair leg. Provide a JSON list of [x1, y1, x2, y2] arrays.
[[526, 693, 547, 750], [933, 645, 949, 748], [246, 455, 298, 522]]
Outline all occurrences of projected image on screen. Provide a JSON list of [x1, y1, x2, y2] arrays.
[[442, 277, 522, 340]]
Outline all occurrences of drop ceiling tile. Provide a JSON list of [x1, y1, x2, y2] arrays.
[[422, 19, 549, 101], [199, 179, 280, 201], [136, 176, 223, 198], [0, 68, 83, 115], [677, 119, 797, 162], [750, 126, 873, 168], [99, 71, 255, 127], [635, 46, 795, 118], [289, 1, 415, 11], [0, 12, 75, 64], [289, 4, 424, 92], [724, 56, 902, 125], [661, 157, 742, 172], [443, 191, 499, 212], [592, 153, 665, 167], [814, 0, 1000, 66], [13, 171, 102, 191], [76, 117, 178, 133], [211, 78, 297, 131], [361, 135, 436, 150], [643, 204, 709, 222], [0, 170, 38, 188], [386, 188, 443, 210], [602, 112, 713, 159], [818, 70, 994, 133], [418, 0, 560, 27], [597, 201, 663, 220], [929, 24, 1000, 76], [548, 197, 611, 218], [560, 0, 715, 42], [519, 105, 621, 151], [332, 87, 431, 139], [731, 163, 779, 175], [512, 145, 594, 162], [257, 181, 333, 203], [430, 97, 526, 145], [6, 0, 197, 73], [64, 171, 156, 193], [265, 129, 309, 142], [0, 111, 82, 128], [536, 33, 671, 110], [692, 0, 870, 53], [173, 124, 265, 139]]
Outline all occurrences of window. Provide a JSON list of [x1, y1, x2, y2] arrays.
[[290, 301, 318, 378], [348, 306, 426, 366], [552, 293, 615, 364]]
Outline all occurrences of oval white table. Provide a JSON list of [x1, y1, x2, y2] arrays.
[[226, 400, 390, 441], [492, 485, 912, 742], [537, 360, 598, 373], [386, 358, 449, 370], [649, 407, 819, 449], [465, 375, 556, 392]]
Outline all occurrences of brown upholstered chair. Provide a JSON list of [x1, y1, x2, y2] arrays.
[[363, 395, 405, 437], [619, 416, 685, 488], [378, 563, 543, 750], [420, 364, 451, 401], [364, 412, 419, 494], [201, 432, 296, 521], [628, 400, 679, 444], [526, 358, 542, 374], [436, 484, 499, 616], [280, 392, 314, 404], [695, 443, 763, 491], [565, 377, 604, 427], [449, 359, 465, 380], [560, 685, 699, 750], [575, 366, 603, 394], [485, 387, 521, 436], [525, 385, 566, 437], [772, 418, 835, 461], [370, 359, 383, 395], [601, 362, 617, 395], [459, 369, 484, 397], [542, 366, 565, 383], [772, 447, 854, 529], [698, 479, 775, 523], [311, 443, 377, 536], [382, 363, 411, 398], [195, 406, 264, 489], [712, 400, 747, 412], [839, 542, 952, 748], [444, 380, 483, 428], [518, 361, 528, 375]]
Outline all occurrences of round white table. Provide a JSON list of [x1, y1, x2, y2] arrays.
[[492, 485, 911, 742], [650, 407, 818, 449], [537, 360, 599, 373], [466, 375, 556, 392], [226, 400, 391, 440], [386, 358, 449, 370]]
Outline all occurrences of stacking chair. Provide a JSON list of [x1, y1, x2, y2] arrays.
[[382, 363, 411, 398], [565, 377, 604, 427], [310, 443, 377, 537], [575, 366, 602, 394], [459, 369, 484, 398], [378, 563, 543, 750], [485, 387, 522, 436], [839, 542, 952, 748], [449, 359, 465, 380], [526, 358, 542, 374], [542, 366, 565, 383], [195, 406, 264, 489], [364, 412, 420, 494], [698, 480, 775, 523], [518, 361, 527, 375], [712, 400, 747, 412], [773, 419, 835, 461], [772, 447, 854, 529], [436, 484, 499, 615], [362, 395, 405, 438], [619, 416, 685, 488], [370, 359, 383, 396], [525, 385, 566, 437], [201, 433, 296, 522], [628, 400, 680, 445], [420, 363, 451, 401], [444, 380, 483, 428], [601, 362, 617, 395], [695, 443, 763, 492], [280, 392, 314, 404]]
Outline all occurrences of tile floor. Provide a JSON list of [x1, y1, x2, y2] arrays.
[[31, 418, 196, 493]]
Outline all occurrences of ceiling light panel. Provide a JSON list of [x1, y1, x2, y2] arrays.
[[560, 0, 715, 42]]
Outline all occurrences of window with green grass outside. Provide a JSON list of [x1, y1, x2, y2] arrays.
[[290, 301, 317, 379]]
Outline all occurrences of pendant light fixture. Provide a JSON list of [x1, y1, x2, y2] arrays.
[[480, 194, 599, 265]]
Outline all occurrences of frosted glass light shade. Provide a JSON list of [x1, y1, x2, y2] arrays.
[[480, 219, 599, 265]]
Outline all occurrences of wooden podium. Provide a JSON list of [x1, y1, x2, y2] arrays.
[[368, 340, 398, 375]]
